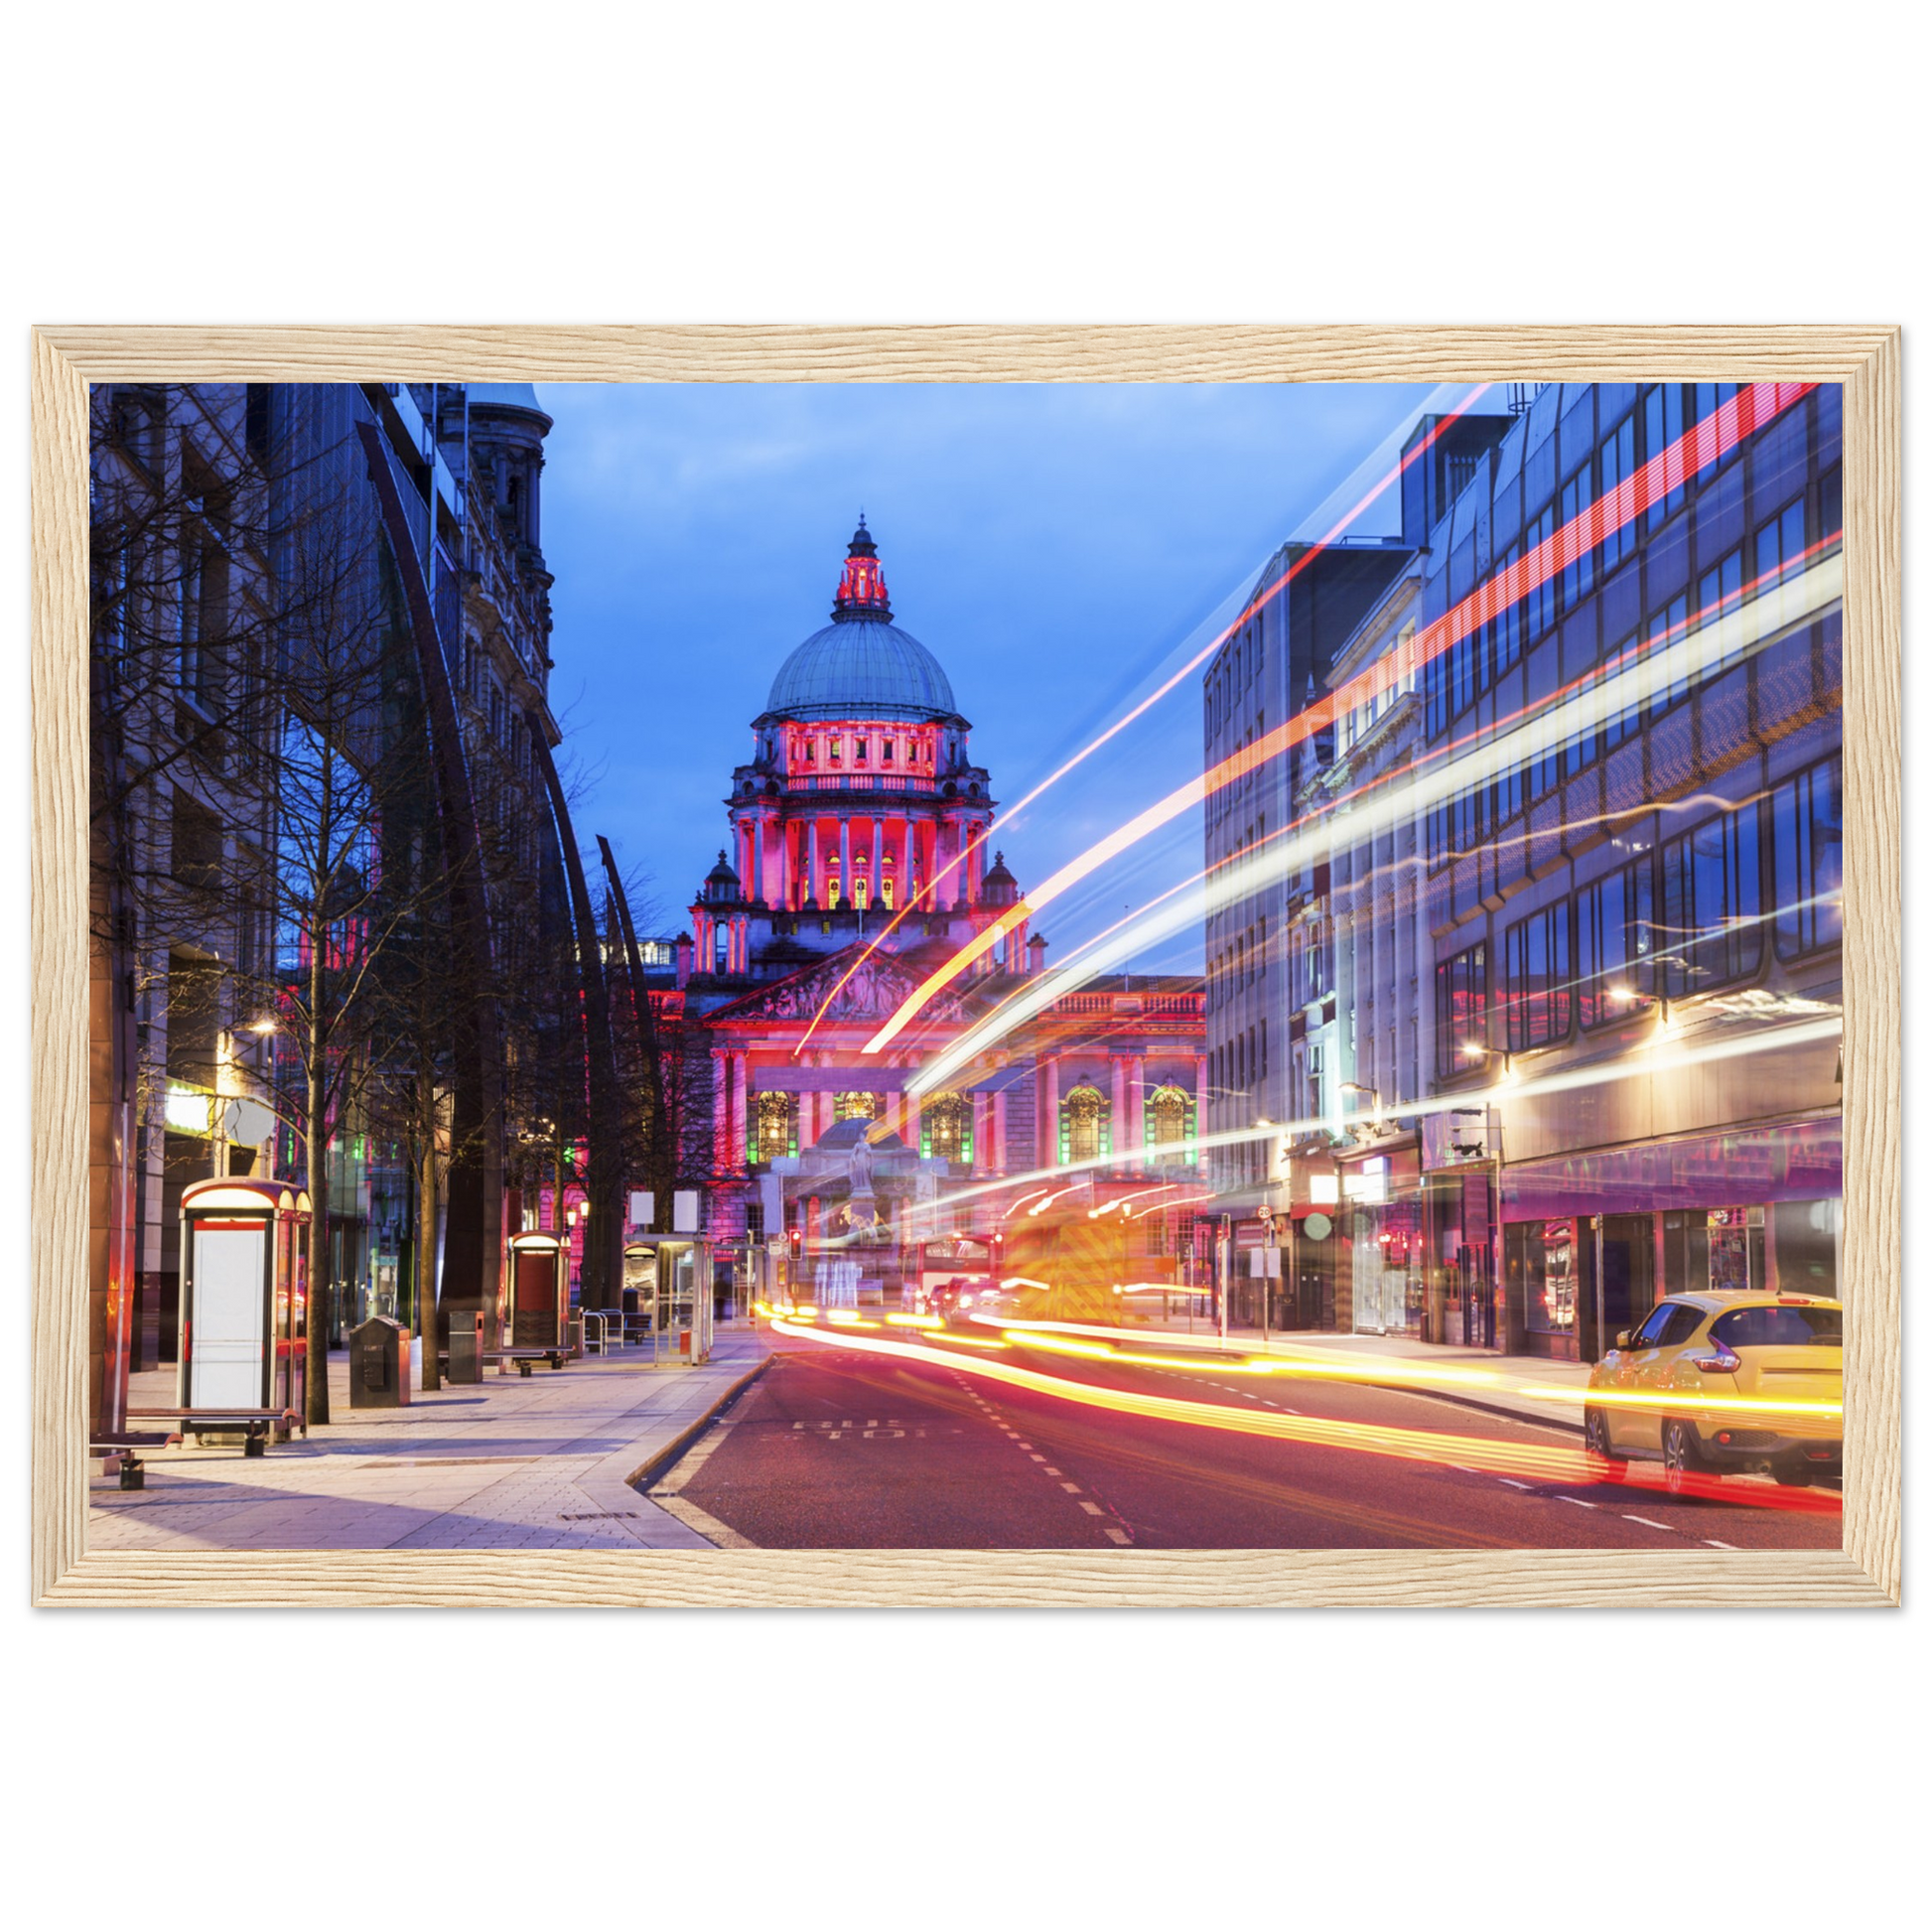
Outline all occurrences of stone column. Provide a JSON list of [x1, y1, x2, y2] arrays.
[[1041, 1056, 1061, 1170], [1110, 1055, 1130, 1167], [753, 815, 765, 904], [807, 820, 821, 904], [839, 817, 853, 908], [1128, 1055, 1146, 1159], [711, 1048, 731, 1173], [871, 818, 884, 911], [731, 1051, 749, 1171], [993, 1090, 1009, 1173], [972, 1091, 992, 1173], [900, 1086, 921, 1156], [1195, 1054, 1209, 1165]]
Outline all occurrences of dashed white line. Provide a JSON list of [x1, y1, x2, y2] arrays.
[[1558, 1496, 1598, 1510], [1042, 1467, 1063, 1477], [1704, 1538, 1741, 1551], [1499, 1478, 1536, 1491], [1622, 1516, 1673, 1532], [1103, 1527, 1131, 1545], [1076, 1500, 1104, 1516], [1061, 1482, 1083, 1494], [1029, 1453, 1046, 1462]]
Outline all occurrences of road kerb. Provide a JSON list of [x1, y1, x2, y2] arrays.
[[622, 1352, 774, 1493]]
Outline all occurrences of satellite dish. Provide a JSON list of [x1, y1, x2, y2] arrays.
[[1301, 1212, 1333, 1242]]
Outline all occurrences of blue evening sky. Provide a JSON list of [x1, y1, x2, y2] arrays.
[[537, 382, 1440, 967]]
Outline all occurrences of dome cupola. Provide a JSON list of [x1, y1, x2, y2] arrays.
[[758, 519, 963, 726]]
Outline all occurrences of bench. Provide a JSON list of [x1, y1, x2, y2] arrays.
[[434, 1348, 572, 1377], [90, 1429, 181, 1490], [127, 1407, 304, 1452], [496, 1348, 570, 1376]]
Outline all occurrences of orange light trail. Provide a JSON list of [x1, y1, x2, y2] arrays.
[[904, 524, 1840, 1093], [790, 387, 1500, 1058], [767, 1317, 1840, 1515], [863, 382, 1817, 1054]]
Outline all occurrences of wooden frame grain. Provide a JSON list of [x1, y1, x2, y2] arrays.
[[31, 325, 1901, 1608]]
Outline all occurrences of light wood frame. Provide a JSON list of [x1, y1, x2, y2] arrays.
[[31, 326, 1901, 1608]]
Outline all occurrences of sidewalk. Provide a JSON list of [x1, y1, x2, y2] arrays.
[[88, 1324, 772, 1553], [1115, 1316, 1590, 1434]]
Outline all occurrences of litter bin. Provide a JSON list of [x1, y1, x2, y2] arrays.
[[447, 1309, 486, 1384], [349, 1316, 411, 1409]]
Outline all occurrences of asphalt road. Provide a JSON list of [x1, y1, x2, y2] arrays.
[[658, 1332, 1844, 1551]]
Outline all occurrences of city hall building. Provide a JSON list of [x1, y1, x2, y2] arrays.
[[670, 521, 1206, 1300]]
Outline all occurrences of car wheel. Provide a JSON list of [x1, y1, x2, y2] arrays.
[[1662, 1418, 1705, 1497], [1583, 1406, 1626, 1476]]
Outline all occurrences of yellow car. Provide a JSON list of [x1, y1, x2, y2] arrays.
[[1583, 1291, 1843, 1493]]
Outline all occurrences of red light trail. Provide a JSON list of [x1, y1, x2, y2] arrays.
[[862, 381, 1817, 1055]]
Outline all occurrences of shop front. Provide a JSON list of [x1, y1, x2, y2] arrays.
[[1501, 1118, 1841, 1362], [1339, 1143, 1424, 1337]]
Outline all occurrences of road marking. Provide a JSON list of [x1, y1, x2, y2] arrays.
[[1043, 1467, 1062, 1477], [1558, 1496, 1597, 1509], [1499, 1478, 1535, 1491], [1030, 1453, 1046, 1461], [1077, 1500, 1104, 1515], [1704, 1538, 1741, 1551], [650, 1491, 759, 1549], [1061, 1482, 1083, 1493], [1622, 1516, 1673, 1531], [1103, 1527, 1131, 1545], [653, 1412, 741, 1496]]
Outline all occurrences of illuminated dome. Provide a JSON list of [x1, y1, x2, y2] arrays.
[[762, 621, 959, 723], [759, 519, 962, 725]]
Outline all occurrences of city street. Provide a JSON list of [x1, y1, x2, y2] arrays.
[[659, 1332, 1844, 1553]]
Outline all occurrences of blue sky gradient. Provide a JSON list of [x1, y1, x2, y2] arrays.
[[537, 381, 1435, 962]]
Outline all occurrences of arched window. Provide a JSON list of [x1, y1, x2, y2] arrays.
[[1060, 1082, 1108, 1165], [1145, 1083, 1196, 1165], [754, 1091, 795, 1163], [921, 1093, 973, 1165], [834, 1091, 880, 1123]]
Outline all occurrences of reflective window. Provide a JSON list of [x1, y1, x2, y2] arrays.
[[1659, 803, 1763, 997], [1695, 382, 1741, 483], [1434, 942, 1487, 1076], [1712, 1304, 1842, 1348], [1489, 540, 1523, 678], [1578, 858, 1656, 1028], [1770, 756, 1843, 959], [1631, 1303, 1678, 1347], [1647, 592, 1691, 720], [1643, 383, 1688, 529], [1599, 413, 1637, 572], [1560, 464, 1594, 610], [1753, 497, 1810, 640], [1503, 901, 1572, 1052]]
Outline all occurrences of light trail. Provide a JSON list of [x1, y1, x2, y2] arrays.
[[766, 1316, 1841, 1515], [897, 1010, 1843, 1232], [863, 382, 1817, 1056], [901, 540, 1842, 1093], [790, 386, 1499, 1059]]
